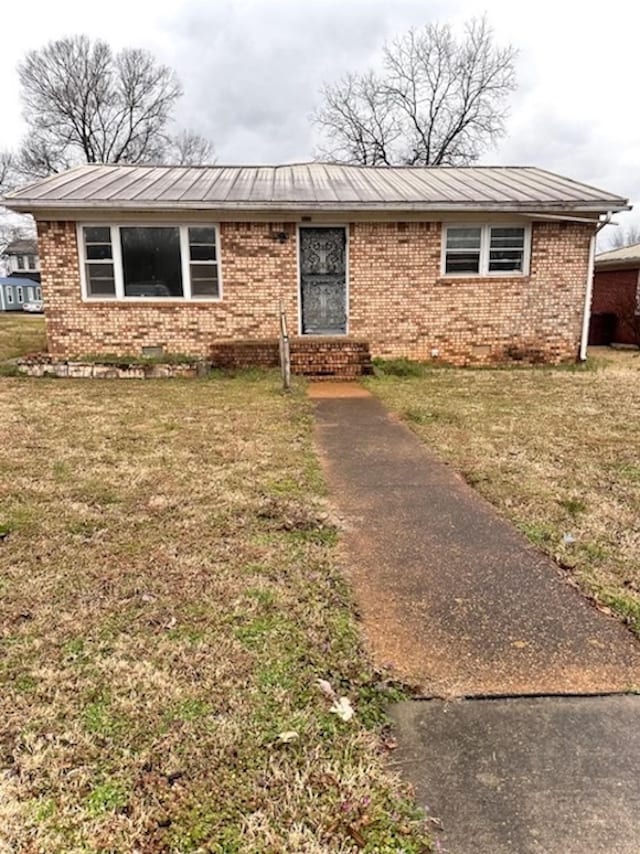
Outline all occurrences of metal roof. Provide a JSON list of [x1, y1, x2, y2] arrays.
[[595, 241, 640, 269], [0, 276, 39, 286], [2, 162, 629, 214]]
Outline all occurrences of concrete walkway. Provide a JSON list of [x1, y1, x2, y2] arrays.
[[311, 383, 640, 853], [311, 385, 640, 697], [391, 695, 640, 854]]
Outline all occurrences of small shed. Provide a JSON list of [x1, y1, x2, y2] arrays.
[[590, 243, 640, 346], [0, 277, 42, 311]]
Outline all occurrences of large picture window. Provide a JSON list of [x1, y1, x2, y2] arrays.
[[443, 225, 529, 276], [79, 224, 222, 300]]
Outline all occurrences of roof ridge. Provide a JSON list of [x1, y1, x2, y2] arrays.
[[3, 161, 561, 172]]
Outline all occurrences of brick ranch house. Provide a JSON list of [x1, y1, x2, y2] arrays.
[[3, 163, 629, 374], [588, 242, 640, 347]]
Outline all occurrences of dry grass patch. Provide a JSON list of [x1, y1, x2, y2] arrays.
[[0, 373, 430, 853], [368, 349, 640, 635], [0, 313, 46, 362]]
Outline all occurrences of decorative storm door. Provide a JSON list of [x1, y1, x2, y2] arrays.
[[299, 227, 347, 334]]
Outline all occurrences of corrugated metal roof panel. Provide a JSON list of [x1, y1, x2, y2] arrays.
[[2, 162, 630, 213]]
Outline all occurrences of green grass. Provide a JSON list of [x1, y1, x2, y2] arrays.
[[0, 313, 46, 361], [0, 372, 431, 852], [366, 347, 640, 636]]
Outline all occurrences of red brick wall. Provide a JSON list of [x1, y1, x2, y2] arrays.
[[591, 268, 640, 345], [37, 220, 298, 359], [36, 218, 593, 365], [349, 221, 592, 363]]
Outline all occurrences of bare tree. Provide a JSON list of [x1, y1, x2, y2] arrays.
[[14, 35, 214, 178], [313, 17, 517, 166], [0, 152, 16, 194], [605, 224, 640, 251], [166, 130, 216, 166]]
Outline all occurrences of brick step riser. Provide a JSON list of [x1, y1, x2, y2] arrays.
[[209, 338, 372, 379]]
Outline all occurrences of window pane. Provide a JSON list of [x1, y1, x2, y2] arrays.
[[189, 227, 215, 245], [489, 250, 524, 272], [446, 228, 481, 250], [190, 244, 216, 261], [445, 252, 480, 274], [28, 255, 36, 270], [36, 288, 42, 299], [17, 256, 25, 269], [84, 226, 111, 243], [190, 264, 219, 297], [489, 227, 524, 272], [120, 227, 182, 298], [6, 288, 13, 303], [490, 227, 525, 249], [86, 263, 116, 296], [86, 243, 113, 260]]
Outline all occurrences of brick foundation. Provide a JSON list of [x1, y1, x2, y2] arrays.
[[36, 218, 594, 366]]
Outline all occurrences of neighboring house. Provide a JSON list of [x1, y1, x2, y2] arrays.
[[589, 242, 640, 346], [2, 238, 41, 283], [0, 276, 43, 311], [2, 163, 629, 370]]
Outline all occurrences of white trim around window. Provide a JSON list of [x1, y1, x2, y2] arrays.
[[441, 223, 532, 277], [77, 222, 224, 302]]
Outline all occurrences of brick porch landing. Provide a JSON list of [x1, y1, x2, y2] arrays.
[[209, 337, 373, 380]]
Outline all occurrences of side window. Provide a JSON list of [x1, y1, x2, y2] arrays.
[[6, 287, 13, 304], [445, 227, 482, 274], [83, 227, 116, 297], [36, 287, 42, 300], [444, 225, 530, 276], [16, 286, 24, 303], [17, 256, 25, 270], [488, 227, 526, 273], [188, 227, 219, 298]]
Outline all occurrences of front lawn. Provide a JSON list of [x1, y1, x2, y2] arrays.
[[0, 374, 429, 852], [0, 313, 46, 361], [367, 349, 640, 636]]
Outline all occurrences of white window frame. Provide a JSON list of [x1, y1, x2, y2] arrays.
[[441, 223, 531, 277], [16, 286, 24, 303], [27, 286, 34, 301], [36, 287, 42, 300], [6, 286, 14, 304], [77, 222, 223, 302]]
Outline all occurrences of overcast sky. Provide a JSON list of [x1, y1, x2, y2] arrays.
[[1, 0, 638, 240]]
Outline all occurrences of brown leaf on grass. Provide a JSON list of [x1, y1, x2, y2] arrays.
[[346, 824, 366, 847]]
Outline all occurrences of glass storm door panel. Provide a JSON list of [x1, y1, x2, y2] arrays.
[[299, 227, 347, 334]]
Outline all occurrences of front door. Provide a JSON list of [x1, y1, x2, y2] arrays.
[[299, 226, 347, 334]]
